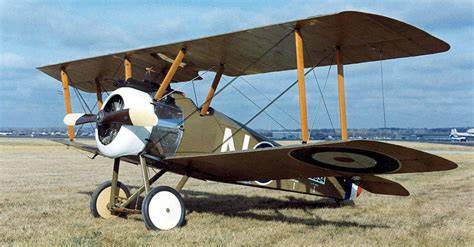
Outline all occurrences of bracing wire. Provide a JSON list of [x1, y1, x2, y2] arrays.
[[197, 30, 294, 109], [191, 80, 199, 106], [310, 62, 336, 135], [152, 30, 295, 148], [239, 76, 301, 126], [157, 66, 216, 101], [72, 86, 98, 132], [226, 78, 291, 132], [212, 50, 334, 152], [309, 65, 332, 135], [302, 41, 337, 137], [72, 88, 86, 136], [308, 53, 336, 137]]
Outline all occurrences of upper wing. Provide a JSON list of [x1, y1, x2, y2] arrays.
[[164, 140, 457, 182], [38, 11, 449, 93]]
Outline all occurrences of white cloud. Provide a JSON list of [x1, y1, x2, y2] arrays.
[[0, 52, 28, 69]]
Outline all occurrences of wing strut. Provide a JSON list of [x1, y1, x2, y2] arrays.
[[336, 47, 348, 141], [294, 28, 309, 144], [200, 64, 225, 116], [154, 48, 186, 100], [124, 57, 132, 80], [95, 80, 103, 110], [60, 68, 75, 141]]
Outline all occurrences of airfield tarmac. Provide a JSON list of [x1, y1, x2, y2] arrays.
[[0, 138, 473, 246]]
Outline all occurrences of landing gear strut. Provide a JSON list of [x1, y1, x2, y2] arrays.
[[89, 156, 189, 230]]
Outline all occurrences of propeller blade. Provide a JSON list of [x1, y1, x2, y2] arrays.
[[129, 107, 158, 126], [99, 108, 157, 127], [63, 108, 157, 127], [64, 113, 97, 126]]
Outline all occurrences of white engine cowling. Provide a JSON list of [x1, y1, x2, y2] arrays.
[[95, 87, 155, 158]]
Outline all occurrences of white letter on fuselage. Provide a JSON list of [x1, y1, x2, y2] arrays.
[[221, 128, 251, 152], [221, 128, 235, 152]]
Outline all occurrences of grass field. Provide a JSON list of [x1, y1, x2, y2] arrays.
[[0, 138, 473, 246]]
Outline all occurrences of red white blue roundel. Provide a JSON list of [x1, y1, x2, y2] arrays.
[[290, 147, 400, 174]]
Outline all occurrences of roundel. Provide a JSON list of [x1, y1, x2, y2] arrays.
[[290, 147, 400, 174], [253, 142, 276, 186], [253, 141, 274, 149], [255, 180, 272, 186]]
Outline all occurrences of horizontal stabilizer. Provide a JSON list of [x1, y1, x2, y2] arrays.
[[359, 175, 410, 196]]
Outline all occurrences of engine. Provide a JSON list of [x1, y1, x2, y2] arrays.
[[95, 87, 155, 158]]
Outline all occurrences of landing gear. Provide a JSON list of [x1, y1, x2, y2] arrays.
[[142, 186, 186, 230], [91, 156, 189, 230], [90, 180, 130, 218]]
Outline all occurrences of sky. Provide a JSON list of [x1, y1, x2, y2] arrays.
[[0, 0, 473, 130]]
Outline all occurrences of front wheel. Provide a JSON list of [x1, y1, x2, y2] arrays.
[[90, 180, 130, 219], [142, 186, 186, 230]]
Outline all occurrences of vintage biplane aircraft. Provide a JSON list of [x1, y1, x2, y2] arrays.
[[38, 11, 457, 230]]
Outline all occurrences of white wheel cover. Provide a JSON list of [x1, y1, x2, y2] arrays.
[[148, 191, 183, 230], [96, 187, 127, 219]]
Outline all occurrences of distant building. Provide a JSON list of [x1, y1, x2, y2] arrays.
[[272, 131, 308, 140]]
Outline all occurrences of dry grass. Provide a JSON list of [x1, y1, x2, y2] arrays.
[[0, 138, 473, 246]]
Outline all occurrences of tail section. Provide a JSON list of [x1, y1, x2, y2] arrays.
[[342, 182, 363, 201], [450, 128, 458, 137]]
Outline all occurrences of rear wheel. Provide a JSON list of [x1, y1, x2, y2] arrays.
[[90, 180, 130, 219], [142, 186, 186, 230]]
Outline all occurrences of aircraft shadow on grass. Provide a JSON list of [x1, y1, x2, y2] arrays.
[[78, 189, 388, 229]]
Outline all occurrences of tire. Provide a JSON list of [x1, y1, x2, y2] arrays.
[[90, 180, 130, 219], [142, 186, 186, 230]]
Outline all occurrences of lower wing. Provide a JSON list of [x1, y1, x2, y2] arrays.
[[165, 140, 457, 182]]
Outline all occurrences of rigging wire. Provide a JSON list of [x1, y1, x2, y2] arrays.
[[308, 53, 336, 137], [152, 30, 295, 147], [197, 30, 294, 109], [72, 87, 98, 132], [310, 61, 336, 135], [226, 78, 291, 132], [157, 65, 216, 101], [309, 66, 332, 135], [191, 80, 199, 106], [302, 42, 337, 137], [239, 76, 301, 126], [72, 88, 87, 135], [212, 50, 334, 152], [74, 88, 93, 113], [157, 30, 292, 103]]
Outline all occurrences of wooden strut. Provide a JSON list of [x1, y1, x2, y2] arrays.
[[200, 64, 224, 116], [176, 175, 189, 192], [294, 29, 309, 144], [95, 80, 103, 110], [336, 48, 348, 141], [154, 49, 186, 100], [139, 155, 151, 194], [60, 68, 75, 141], [124, 57, 132, 80]]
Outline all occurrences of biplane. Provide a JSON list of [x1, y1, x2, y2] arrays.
[[38, 11, 457, 230]]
